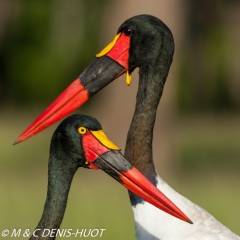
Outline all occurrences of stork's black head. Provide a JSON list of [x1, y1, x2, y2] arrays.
[[117, 14, 174, 73], [49, 114, 103, 170]]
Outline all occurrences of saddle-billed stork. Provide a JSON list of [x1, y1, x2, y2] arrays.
[[16, 15, 239, 239], [28, 114, 190, 240]]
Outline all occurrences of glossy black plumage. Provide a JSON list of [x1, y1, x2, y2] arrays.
[[116, 15, 175, 204]]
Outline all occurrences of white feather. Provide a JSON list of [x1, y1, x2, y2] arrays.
[[132, 175, 240, 240]]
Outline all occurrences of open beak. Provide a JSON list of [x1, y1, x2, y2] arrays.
[[14, 32, 130, 144], [81, 129, 192, 224]]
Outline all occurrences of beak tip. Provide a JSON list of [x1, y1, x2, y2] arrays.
[[188, 219, 194, 224], [184, 217, 193, 224], [13, 135, 26, 145], [13, 139, 20, 145]]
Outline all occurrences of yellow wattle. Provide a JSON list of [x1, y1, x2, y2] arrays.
[[126, 71, 132, 86]]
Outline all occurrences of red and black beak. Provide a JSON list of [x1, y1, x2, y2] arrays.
[[81, 128, 192, 224], [14, 33, 130, 144]]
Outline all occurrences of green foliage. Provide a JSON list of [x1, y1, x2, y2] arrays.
[[0, 1, 109, 106], [177, 1, 240, 113], [177, 114, 240, 172]]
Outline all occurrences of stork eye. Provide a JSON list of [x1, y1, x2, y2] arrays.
[[78, 127, 87, 135], [123, 27, 132, 36]]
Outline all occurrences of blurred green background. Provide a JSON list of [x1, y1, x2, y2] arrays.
[[0, 1, 240, 239]]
